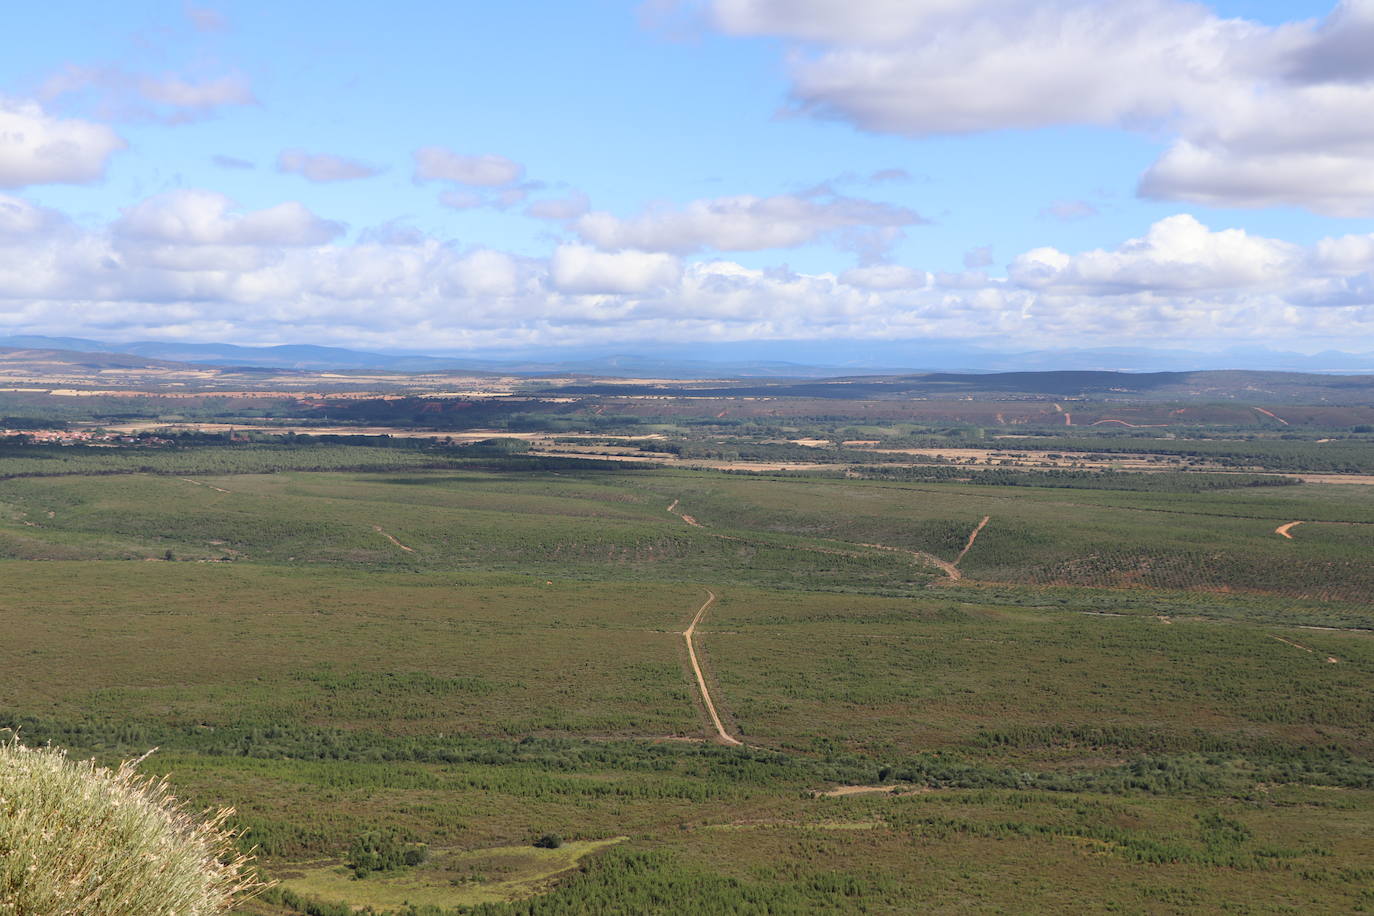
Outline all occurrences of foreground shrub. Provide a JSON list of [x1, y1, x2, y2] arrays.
[[0, 739, 267, 915]]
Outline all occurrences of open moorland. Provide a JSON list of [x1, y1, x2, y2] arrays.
[[0, 365, 1371, 914]]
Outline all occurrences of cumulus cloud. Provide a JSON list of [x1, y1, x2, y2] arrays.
[[551, 244, 682, 294], [1007, 215, 1302, 294], [277, 149, 381, 182], [1285, 0, 1374, 84], [2, 195, 1372, 349], [1138, 81, 1374, 215], [113, 189, 343, 246], [677, 0, 1374, 216], [574, 191, 924, 254], [0, 99, 125, 187], [413, 147, 524, 186]]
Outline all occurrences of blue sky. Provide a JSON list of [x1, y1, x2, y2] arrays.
[[2, 0, 1374, 358]]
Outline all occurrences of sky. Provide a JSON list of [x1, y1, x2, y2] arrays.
[[3, 0, 1374, 359]]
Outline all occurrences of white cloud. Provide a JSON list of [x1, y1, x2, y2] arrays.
[[277, 149, 380, 182], [39, 67, 255, 124], [838, 264, 926, 289], [527, 190, 591, 220], [1007, 215, 1302, 294], [446, 249, 522, 297], [1138, 80, 1374, 215], [1285, 0, 1374, 84], [550, 244, 682, 294], [775, 0, 1263, 135], [113, 190, 343, 246], [0, 194, 67, 238], [138, 74, 253, 112], [0, 99, 125, 188], [574, 191, 923, 253], [413, 147, 524, 186], [707, 0, 985, 42], [438, 190, 485, 211], [681, 0, 1374, 216], [1313, 232, 1374, 272]]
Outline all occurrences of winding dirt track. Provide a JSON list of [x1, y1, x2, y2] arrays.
[[682, 589, 741, 746], [858, 541, 961, 579], [1275, 521, 1304, 539], [668, 498, 989, 584], [373, 525, 414, 552]]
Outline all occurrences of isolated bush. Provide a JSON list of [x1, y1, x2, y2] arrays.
[[0, 738, 266, 915], [533, 833, 564, 849], [347, 831, 428, 877]]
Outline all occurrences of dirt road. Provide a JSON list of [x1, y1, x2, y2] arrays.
[[859, 541, 961, 580], [1270, 634, 1312, 653], [373, 526, 414, 552], [667, 499, 704, 527], [179, 477, 231, 494], [682, 589, 741, 746], [1253, 407, 1290, 426], [956, 516, 991, 564], [1275, 521, 1304, 539]]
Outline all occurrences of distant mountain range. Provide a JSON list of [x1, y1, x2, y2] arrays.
[[556, 369, 1374, 405], [1, 335, 1371, 378]]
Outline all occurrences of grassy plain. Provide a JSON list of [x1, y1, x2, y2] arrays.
[[0, 458, 1370, 913]]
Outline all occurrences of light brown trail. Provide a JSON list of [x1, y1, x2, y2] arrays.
[[179, 477, 231, 494], [1275, 521, 1303, 539], [859, 541, 961, 580], [1253, 407, 1290, 426], [682, 589, 741, 746], [955, 516, 991, 565], [1270, 634, 1312, 653], [372, 525, 414, 552], [667, 499, 703, 527]]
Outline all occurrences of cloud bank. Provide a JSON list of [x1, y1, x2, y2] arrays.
[[0, 187, 1369, 350]]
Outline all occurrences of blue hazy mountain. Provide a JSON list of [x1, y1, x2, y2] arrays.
[[0, 335, 1370, 377]]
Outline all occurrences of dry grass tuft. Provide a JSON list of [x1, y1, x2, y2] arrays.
[[0, 737, 270, 915]]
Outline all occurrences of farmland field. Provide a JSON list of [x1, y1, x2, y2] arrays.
[[2, 455, 1371, 913]]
